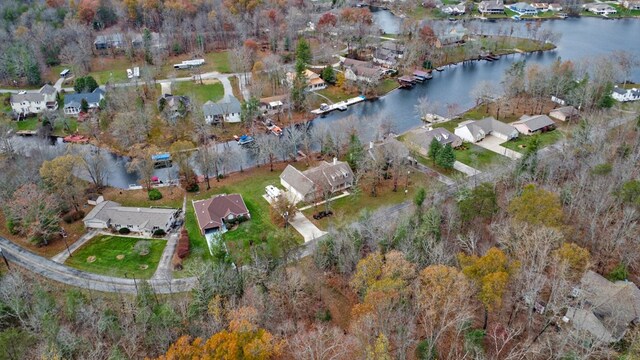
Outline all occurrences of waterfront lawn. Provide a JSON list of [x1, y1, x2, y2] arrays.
[[15, 118, 40, 131], [610, 5, 640, 17], [455, 143, 510, 169], [376, 78, 400, 95], [171, 81, 225, 103], [65, 235, 166, 279], [303, 171, 433, 230], [500, 130, 564, 153], [316, 86, 360, 103]]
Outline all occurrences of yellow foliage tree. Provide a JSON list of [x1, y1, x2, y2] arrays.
[[366, 333, 392, 360], [458, 248, 518, 328], [40, 154, 85, 212], [555, 242, 590, 277], [336, 72, 346, 89], [153, 307, 283, 360], [508, 184, 564, 228], [350, 252, 384, 297]]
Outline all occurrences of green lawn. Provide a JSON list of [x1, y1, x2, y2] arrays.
[[180, 167, 303, 273], [455, 143, 510, 169], [172, 81, 225, 103], [316, 86, 360, 103], [500, 130, 564, 153], [205, 51, 232, 73], [65, 235, 166, 279], [15, 118, 40, 131], [376, 78, 400, 95], [414, 153, 464, 178]]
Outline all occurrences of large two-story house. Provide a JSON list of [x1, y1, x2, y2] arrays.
[[280, 159, 354, 203], [63, 88, 106, 116], [10, 84, 58, 117]]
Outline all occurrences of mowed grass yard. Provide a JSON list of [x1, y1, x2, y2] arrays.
[[501, 130, 564, 153], [171, 81, 224, 103], [65, 235, 166, 279], [180, 164, 302, 274], [456, 143, 510, 169]]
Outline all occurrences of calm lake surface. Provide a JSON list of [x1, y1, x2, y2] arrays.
[[11, 17, 640, 188]]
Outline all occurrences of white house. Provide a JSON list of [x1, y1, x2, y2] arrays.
[[203, 95, 242, 124], [510, 2, 538, 15], [83, 200, 180, 236], [280, 159, 354, 203], [583, 3, 617, 15], [285, 69, 327, 91], [623, 0, 640, 10], [548, 3, 563, 11], [441, 3, 466, 15], [455, 117, 519, 143], [611, 87, 640, 102], [10, 84, 58, 116], [63, 88, 106, 116], [478, 0, 505, 14]]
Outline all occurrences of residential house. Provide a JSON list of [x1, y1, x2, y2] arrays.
[[549, 106, 579, 122], [611, 87, 640, 102], [532, 3, 549, 11], [192, 194, 251, 235], [368, 138, 411, 163], [441, 3, 466, 15], [510, 2, 538, 15], [407, 127, 463, 155], [548, 3, 563, 11], [512, 115, 556, 135], [373, 41, 405, 68], [286, 69, 326, 91], [455, 117, 519, 142], [478, 0, 505, 14], [203, 95, 242, 124], [10, 84, 58, 116], [159, 94, 190, 122], [623, 0, 640, 9], [564, 271, 640, 343], [437, 24, 469, 47], [63, 88, 106, 116], [83, 200, 180, 236], [94, 33, 125, 50], [259, 95, 286, 113], [342, 58, 385, 83], [130, 31, 166, 49], [280, 159, 354, 203], [583, 3, 617, 15]]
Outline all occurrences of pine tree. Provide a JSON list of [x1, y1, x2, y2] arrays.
[[321, 66, 336, 84], [347, 133, 364, 170], [295, 37, 312, 67], [436, 144, 455, 169], [428, 139, 442, 165]]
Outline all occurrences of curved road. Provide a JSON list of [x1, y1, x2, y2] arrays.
[[0, 113, 635, 294]]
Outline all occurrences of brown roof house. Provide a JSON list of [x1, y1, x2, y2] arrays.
[[193, 194, 251, 235], [512, 115, 556, 135], [280, 159, 354, 203], [564, 270, 640, 343]]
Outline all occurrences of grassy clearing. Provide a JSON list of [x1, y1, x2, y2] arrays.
[[65, 235, 166, 279], [455, 143, 510, 169], [501, 130, 564, 153], [15, 118, 40, 131], [172, 81, 224, 104], [303, 171, 434, 230], [376, 78, 400, 95], [414, 153, 464, 178], [101, 187, 184, 208], [316, 86, 360, 103]]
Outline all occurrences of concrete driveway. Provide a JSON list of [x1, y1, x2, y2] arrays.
[[288, 212, 327, 243], [476, 135, 523, 160]]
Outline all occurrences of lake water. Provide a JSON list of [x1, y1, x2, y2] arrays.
[[11, 17, 640, 188]]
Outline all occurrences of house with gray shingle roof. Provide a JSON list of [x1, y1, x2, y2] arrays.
[[564, 270, 640, 342], [203, 95, 242, 124], [83, 200, 179, 236], [64, 88, 106, 116], [455, 117, 518, 143], [407, 127, 462, 155], [10, 84, 58, 116], [280, 159, 354, 203], [512, 114, 556, 135]]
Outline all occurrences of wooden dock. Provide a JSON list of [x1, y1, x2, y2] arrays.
[[15, 130, 38, 136], [311, 95, 366, 115]]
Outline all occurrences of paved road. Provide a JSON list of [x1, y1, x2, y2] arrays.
[[1, 113, 635, 293]]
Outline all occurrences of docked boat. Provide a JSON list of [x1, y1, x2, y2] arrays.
[[435, 67, 445, 72], [151, 152, 172, 168], [337, 104, 348, 111], [271, 126, 283, 136], [412, 70, 431, 81], [237, 134, 254, 145], [398, 75, 415, 88]]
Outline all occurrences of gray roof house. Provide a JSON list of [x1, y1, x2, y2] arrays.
[[10, 84, 59, 116], [94, 33, 125, 50], [83, 200, 180, 235], [549, 106, 579, 122], [565, 270, 640, 343], [478, 0, 505, 14], [455, 117, 519, 143], [407, 127, 462, 155], [203, 95, 242, 124], [368, 138, 411, 163], [63, 88, 105, 116], [280, 159, 354, 203], [512, 115, 556, 135]]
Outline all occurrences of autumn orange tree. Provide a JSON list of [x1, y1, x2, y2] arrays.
[[458, 248, 519, 330], [153, 307, 284, 360]]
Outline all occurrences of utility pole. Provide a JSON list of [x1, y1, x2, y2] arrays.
[[0, 248, 10, 271]]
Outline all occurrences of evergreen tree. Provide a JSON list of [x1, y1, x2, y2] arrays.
[[428, 138, 442, 165], [321, 65, 336, 84], [80, 98, 89, 113], [74, 77, 86, 93], [295, 38, 312, 67], [347, 133, 364, 170], [25, 61, 41, 86], [84, 76, 99, 92], [436, 144, 455, 169], [291, 58, 307, 111]]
